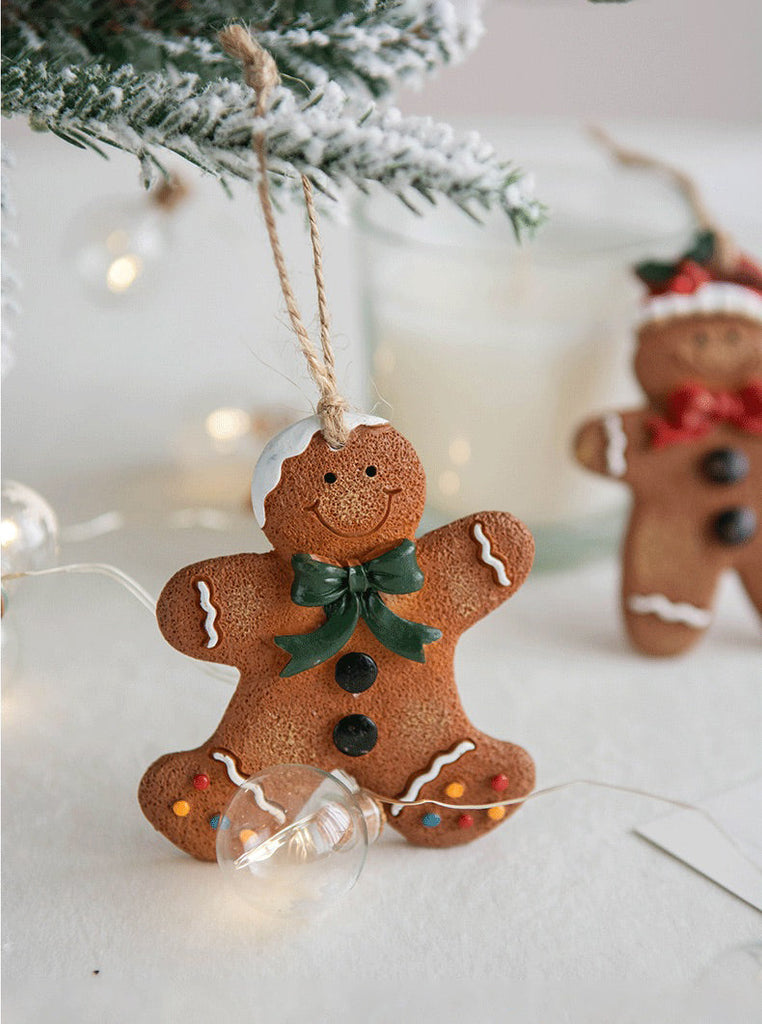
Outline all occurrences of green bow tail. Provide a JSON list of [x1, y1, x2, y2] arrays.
[[275, 539, 442, 677]]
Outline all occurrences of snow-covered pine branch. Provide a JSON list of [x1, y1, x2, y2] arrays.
[[1, 59, 543, 233], [2, 0, 484, 99]]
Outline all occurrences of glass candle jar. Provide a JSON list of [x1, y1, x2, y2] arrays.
[[358, 124, 694, 569]]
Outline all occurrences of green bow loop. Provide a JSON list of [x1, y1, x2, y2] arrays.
[[275, 540, 442, 677]]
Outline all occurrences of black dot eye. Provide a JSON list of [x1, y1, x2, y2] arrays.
[[694, 331, 709, 348], [324, 472, 337, 484], [365, 466, 377, 477], [726, 328, 741, 344]]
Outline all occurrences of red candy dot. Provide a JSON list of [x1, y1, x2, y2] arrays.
[[458, 814, 474, 829], [491, 773, 509, 792], [193, 773, 210, 791]]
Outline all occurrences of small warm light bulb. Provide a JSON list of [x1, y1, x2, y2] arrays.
[[1, 519, 20, 547], [106, 254, 143, 293], [204, 407, 252, 443], [0, 481, 59, 576], [448, 436, 471, 466], [217, 765, 383, 918], [438, 470, 460, 496]]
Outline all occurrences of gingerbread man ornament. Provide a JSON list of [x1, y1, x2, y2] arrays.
[[140, 413, 536, 861], [574, 233, 762, 655]]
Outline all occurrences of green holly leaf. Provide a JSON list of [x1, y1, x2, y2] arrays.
[[634, 260, 678, 286], [685, 230, 716, 265]]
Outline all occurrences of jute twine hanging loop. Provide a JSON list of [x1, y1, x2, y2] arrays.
[[219, 25, 349, 449], [590, 125, 739, 275]]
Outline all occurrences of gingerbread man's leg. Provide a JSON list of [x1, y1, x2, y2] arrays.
[[387, 734, 535, 849], [139, 746, 255, 862], [737, 540, 762, 621], [621, 511, 722, 656]]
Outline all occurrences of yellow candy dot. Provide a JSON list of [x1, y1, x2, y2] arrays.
[[172, 800, 191, 817], [445, 782, 465, 799], [487, 806, 506, 821], [239, 829, 256, 845]]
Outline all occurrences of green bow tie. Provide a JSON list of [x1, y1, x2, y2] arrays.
[[275, 539, 442, 677]]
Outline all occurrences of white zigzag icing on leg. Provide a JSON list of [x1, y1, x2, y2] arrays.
[[627, 593, 712, 629], [212, 751, 286, 824], [391, 740, 476, 817], [472, 522, 511, 587]]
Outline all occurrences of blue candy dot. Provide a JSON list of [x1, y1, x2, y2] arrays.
[[209, 814, 221, 830], [422, 812, 441, 828]]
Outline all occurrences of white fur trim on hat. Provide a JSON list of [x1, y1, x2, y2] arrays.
[[251, 413, 389, 527], [636, 281, 762, 328]]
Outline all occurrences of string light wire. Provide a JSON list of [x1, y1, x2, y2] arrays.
[[2, 563, 237, 685]]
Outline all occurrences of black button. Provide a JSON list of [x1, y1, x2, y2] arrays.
[[335, 652, 377, 694], [712, 507, 757, 546], [701, 448, 750, 485], [333, 715, 378, 757]]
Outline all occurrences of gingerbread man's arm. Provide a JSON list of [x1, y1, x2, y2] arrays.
[[156, 551, 284, 664], [412, 511, 534, 633], [573, 409, 651, 483]]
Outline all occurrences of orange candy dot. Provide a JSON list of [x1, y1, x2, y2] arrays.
[[239, 829, 257, 845], [487, 806, 506, 821], [445, 782, 465, 799], [172, 800, 191, 817]]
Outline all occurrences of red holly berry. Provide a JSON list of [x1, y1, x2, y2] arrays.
[[669, 259, 712, 295]]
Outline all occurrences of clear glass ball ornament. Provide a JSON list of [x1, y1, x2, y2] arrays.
[[1, 480, 59, 577], [66, 196, 168, 300], [216, 765, 383, 918]]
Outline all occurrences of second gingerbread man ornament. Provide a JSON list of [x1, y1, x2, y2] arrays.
[[574, 232, 762, 656], [140, 414, 536, 861]]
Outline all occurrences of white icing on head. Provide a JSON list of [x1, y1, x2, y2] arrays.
[[251, 412, 389, 527], [637, 282, 762, 327]]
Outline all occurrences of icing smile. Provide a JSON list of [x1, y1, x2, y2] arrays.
[[672, 349, 760, 377], [308, 488, 401, 537]]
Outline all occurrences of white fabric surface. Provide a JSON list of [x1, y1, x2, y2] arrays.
[[2, 521, 760, 1023]]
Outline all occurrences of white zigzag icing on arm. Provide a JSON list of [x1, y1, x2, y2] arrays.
[[390, 740, 475, 816], [196, 579, 219, 648], [472, 522, 511, 586], [627, 593, 712, 629], [602, 413, 627, 478], [212, 751, 287, 824]]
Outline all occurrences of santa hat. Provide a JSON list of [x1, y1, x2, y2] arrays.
[[251, 412, 389, 527], [635, 230, 762, 327]]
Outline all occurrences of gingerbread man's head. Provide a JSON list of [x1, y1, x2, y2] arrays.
[[252, 414, 426, 562], [632, 244, 762, 403], [635, 313, 762, 403]]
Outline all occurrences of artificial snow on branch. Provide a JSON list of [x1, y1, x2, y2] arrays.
[[2, 1, 484, 99], [2, 58, 542, 231], [1, 0, 628, 225]]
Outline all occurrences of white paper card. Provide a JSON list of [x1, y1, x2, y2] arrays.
[[636, 776, 762, 912]]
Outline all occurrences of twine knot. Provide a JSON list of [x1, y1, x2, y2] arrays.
[[219, 25, 280, 115]]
